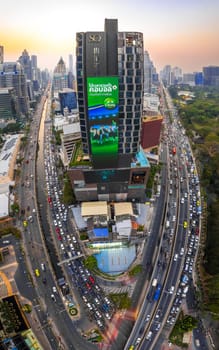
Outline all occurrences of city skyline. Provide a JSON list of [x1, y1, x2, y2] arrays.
[[1, 0, 219, 72]]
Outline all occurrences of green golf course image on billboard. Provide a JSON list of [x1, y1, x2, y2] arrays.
[[87, 76, 119, 168]]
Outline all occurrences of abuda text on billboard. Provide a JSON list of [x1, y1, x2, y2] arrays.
[[87, 76, 119, 168]]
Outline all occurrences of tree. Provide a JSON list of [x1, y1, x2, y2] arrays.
[[10, 203, 20, 215], [84, 255, 98, 270]]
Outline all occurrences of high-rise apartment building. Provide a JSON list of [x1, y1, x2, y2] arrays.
[[0, 62, 29, 118], [0, 46, 3, 64], [68, 19, 149, 202]]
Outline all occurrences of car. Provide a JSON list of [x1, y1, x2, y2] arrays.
[[146, 331, 152, 340], [52, 286, 57, 293], [135, 337, 141, 345], [180, 247, 184, 256], [145, 314, 151, 322], [94, 297, 100, 305], [183, 221, 188, 228], [174, 254, 178, 261], [86, 282, 91, 290], [35, 269, 40, 277], [169, 286, 175, 294], [2, 240, 10, 244], [28, 215, 34, 222], [41, 263, 46, 271], [155, 323, 161, 331], [155, 309, 161, 318], [51, 294, 56, 302], [89, 275, 95, 284]]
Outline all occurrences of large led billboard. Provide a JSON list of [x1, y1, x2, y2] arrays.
[[87, 76, 119, 168]]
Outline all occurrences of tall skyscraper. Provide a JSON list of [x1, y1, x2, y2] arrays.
[[0, 62, 29, 118], [31, 55, 37, 70], [69, 18, 149, 202], [18, 49, 32, 80], [0, 87, 18, 120], [53, 57, 68, 93], [68, 54, 73, 73], [160, 65, 172, 86], [0, 46, 3, 64], [144, 51, 153, 93]]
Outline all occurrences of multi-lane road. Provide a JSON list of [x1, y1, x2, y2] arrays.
[[7, 85, 208, 350]]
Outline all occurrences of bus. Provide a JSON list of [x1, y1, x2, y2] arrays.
[[153, 284, 162, 301]]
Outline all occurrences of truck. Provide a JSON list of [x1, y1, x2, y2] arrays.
[[153, 284, 162, 301], [152, 278, 158, 287]]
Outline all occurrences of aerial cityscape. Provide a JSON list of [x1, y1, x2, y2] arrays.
[[1, 3, 219, 350]]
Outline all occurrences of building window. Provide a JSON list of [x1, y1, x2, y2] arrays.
[[126, 47, 133, 54], [127, 69, 134, 76], [126, 105, 132, 112], [135, 91, 141, 98], [127, 84, 134, 91], [127, 112, 133, 118], [126, 91, 133, 98], [135, 76, 142, 83], [127, 54, 134, 61], [126, 77, 133, 84], [136, 69, 142, 76], [126, 62, 133, 69]]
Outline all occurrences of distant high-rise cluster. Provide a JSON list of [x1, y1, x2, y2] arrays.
[[0, 45, 50, 122], [160, 64, 219, 87]]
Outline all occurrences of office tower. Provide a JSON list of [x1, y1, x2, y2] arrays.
[[59, 89, 77, 114], [160, 65, 172, 86], [53, 57, 68, 93], [69, 18, 149, 202], [0, 62, 30, 118], [194, 72, 203, 86], [18, 49, 32, 80], [183, 73, 195, 86], [171, 66, 183, 85], [69, 54, 73, 73], [144, 51, 153, 93], [203, 66, 219, 86], [31, 55, 37, 70], [0, 87, 18, 120], [0, 46, 3, 64]]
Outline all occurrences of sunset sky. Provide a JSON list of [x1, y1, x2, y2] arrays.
[[1, 0, 219, 73]]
